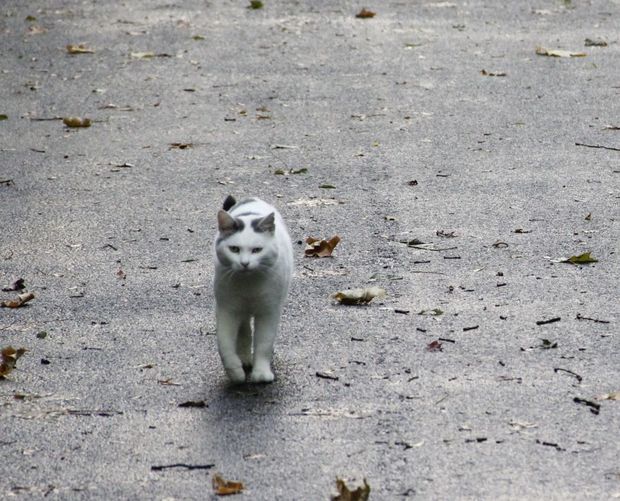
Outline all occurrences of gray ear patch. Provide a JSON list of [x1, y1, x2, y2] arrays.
[[218, 210, 245, 237], [252, 212, 275, 233]]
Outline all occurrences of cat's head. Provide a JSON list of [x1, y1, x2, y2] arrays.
[[215, 210, 277, 272]]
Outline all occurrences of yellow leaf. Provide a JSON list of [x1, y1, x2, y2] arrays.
[[333, 287, 386, 305], [535, 47, 586, 58], [66, 44, 95, 54]]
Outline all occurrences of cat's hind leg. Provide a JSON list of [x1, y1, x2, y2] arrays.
[[236, 319, 253, 370], [216, 307, 246, 384]]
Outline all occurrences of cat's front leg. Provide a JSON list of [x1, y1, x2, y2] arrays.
[[249, 313, 279, 383], [216, 307, 246, 384]]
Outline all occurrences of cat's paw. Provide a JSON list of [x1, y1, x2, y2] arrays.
[[225, 366, 247, 384], [248, 367, 274, 384]]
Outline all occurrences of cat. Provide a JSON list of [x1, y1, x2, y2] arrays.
[[213, 195, 293, 384]]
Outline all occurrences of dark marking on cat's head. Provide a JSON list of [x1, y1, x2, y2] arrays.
[[251, 212, 275, 234], [222, 195, 236, 211], [217, 210, 244, 237], [235, 211, 260, 218]]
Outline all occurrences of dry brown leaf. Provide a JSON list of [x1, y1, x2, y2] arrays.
[[333, 287, 386, 305], [66, 44, 95, 54], [1, 291, 35, 308], [63, 117, 92, 128], [212, 473, 244, 496], [305, 235, 341, 257], [332, 478, 370, 501], [355, 8, 376, 19], [0, 346, 27, 378], [535, 47, 586, 58]]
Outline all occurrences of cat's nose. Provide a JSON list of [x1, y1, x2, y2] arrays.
[[240, 260, 250, 268]]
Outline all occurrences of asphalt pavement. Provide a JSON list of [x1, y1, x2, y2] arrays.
[[1, 0, 619, 499]]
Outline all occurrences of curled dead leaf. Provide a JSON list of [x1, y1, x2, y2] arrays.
[[169, 142, 193, 150], [66, 44, 95, 54], [1, 291, 35, 308], [333, 287, 386, 305], [595, 391, 620, 401], [0, 346, 27, 378], [305, 235, 341, 257], [63, 117, 92, 128], [212, 473, 244, 496], [332, 478, 370, 501], [535, 47, 586, 58]]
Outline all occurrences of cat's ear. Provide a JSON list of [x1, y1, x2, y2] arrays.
[[222, 195, 236, 211], [218, 210, 241, 235], [253, 212, 275, 234]]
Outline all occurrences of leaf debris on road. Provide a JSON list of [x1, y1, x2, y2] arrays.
[[332, 477, 370, 501], [333, 287, 386, 305], [212, 473, 244, 495], [0, 346, 27, 378]]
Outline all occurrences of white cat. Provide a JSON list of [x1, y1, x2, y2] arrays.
[[213, 195, 293, 384]]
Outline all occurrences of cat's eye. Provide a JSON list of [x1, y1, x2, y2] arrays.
[[251, 247, 263, 254], [229, 246, 240, 253]]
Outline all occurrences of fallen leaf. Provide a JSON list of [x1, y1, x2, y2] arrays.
[[248, 0, 263, 9], [28, 25, 47, 35], [355, 8, 376, 18], [426, 340, 443, 352], [158, 378, 181, 386], [319, 183, 336, 189], [66, 44, 95, 54], [480, 69, 507, 77], [418, 308, 443, 316], [333, 287, 386, 305], [305, 235, 341, 257], [535, 47, 586, 58], [0, 346, 27, 378], [1, 292, 35, 308], [212, 473, 244, 496], [509, 419, 538, 431], [540, 338, 558, 349], [316, 370, 339, 381], [192, 34, 206, 41], [595, 391, 620, 401], [0, 114, 8, 121], [178, 400, 208, 408], [584, 38, 607, 47], [63, 117, 92, 128], [332, 478, 370, 501], [2, 278, 25, 292], [563, 252, 598, 265], [131, 51, 155, 59], [275, 167, 307, 175], [169, 142, 193, 149]]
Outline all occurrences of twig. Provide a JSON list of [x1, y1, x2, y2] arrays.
[[151, 463, 214, 471], [554, 368, 582, 383], [575, 142, 620, 152], [536, 317, 561, 325], [576, 313, 610, 324]]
